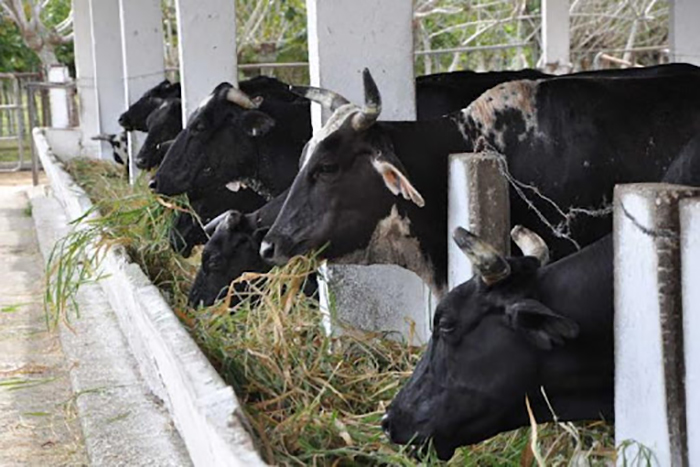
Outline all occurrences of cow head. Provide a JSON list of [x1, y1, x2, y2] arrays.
[[169, 210, 207, 258], [261, 69, 425, 266], [382, 227, 580, 460], [188, 210, 270, 308], [119, 79, 181, 132], [135, 98, 182, 170], [91, 132, 128, 165], [151, 79, 301, 196]]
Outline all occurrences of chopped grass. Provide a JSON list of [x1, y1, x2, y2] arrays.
[[51, 157, 616, 465]]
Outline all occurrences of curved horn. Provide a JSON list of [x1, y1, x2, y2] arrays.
[[453, 227, 511, 285], [226, 87, 260, 110], [289, 85, 350, 111], [511, 225, 550, 265], [204, 210, 233, 236], [351, 68, 382, 131]]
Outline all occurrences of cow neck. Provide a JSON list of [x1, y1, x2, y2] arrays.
[[528, 235, 614, 423], [379, 117, 469, 296]]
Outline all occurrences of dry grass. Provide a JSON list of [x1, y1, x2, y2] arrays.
[[50, 158, 616, 466]]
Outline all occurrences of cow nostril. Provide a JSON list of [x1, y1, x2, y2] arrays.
[[148, 178, 157, 191], [259, 240, 275, 261]]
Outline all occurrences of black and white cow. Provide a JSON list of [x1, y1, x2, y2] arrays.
[[260, 67, 700, 297], [382, 131, 700, 459], [91, 132, 128, 166], [151, 70, 558, 199], [118, 79, 181, 132], [135, 98, 183, 170]]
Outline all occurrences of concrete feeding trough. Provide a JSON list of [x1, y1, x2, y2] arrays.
[[32, 127, 267, 467]]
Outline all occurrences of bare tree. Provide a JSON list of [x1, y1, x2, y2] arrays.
[[0, 0, 73, 72]]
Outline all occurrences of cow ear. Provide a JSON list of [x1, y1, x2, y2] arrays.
[[240, 110, 275, 137], [505, 299, 579, 350], [371, 159, 425, 207]]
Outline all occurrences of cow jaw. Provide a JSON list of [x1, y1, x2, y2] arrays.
[[335, 205, 441, 297]]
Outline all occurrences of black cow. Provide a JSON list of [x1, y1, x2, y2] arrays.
[[151, 77, 312, 198], [170, 184, 266, 258], [119, 79, 181, 132], [187, 192, 286, 307], [261, 66, 700, 297], [382, 132, 700, 459], [382, 226, 612, 460], [135, 98, 182, 170]]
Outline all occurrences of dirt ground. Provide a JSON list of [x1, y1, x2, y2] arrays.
[[0, 170, 87, 466]]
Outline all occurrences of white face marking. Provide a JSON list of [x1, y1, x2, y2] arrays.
[[300, 103, 361, 169]]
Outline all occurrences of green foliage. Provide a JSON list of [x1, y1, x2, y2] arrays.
[[0, 19, 40, 72]]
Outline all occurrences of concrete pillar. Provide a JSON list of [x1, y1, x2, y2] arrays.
[[681, 198, 700, 466], [306, 0, 427, 342], [540, 0, 571, 74], [670, 0, 700, 66], [89, 0, 126, 159], [73, 0, 100, 157], [448, 152, 510, 290], [614, 183, 700, 467], [119, 0, 166, 183], [48, 66, 71, 129], [306, 0, 415, 126], [174, 0, 238, 125]]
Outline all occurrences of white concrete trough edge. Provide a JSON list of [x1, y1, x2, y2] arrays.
[[32, 127, 267, 467]]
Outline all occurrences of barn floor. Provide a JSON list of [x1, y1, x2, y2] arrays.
[[0, 172, 88, 466], [0, 171, 191, 466]]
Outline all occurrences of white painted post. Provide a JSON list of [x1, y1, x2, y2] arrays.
[[73, 0, 100, 157], [670, 0, 700, 67], [681, 198, 700, 466], [174, 0, 238, 125], [306, 0, 415, 127], [448, 152, 510, 290], [89, 0, 126, 159], [48, 66, 71, 129], [540, 0, 571, 74], [119, 0, 166, 183], [307, 0, 430, 342], [614, 183, 699, 467]]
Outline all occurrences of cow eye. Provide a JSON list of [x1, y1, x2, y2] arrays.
[[439, 320, 456, 335], [316, 163, 339, 176], [192, 121, 206, 133]]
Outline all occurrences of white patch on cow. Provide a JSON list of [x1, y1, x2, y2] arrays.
[[335, 205, 442, 297], [456, 80, 541, 151], [300, 103, 362, 169]]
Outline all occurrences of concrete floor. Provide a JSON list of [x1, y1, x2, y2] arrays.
[[0, 172, 88, 466]]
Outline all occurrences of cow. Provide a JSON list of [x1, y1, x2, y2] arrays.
[[150, 70, 559, 199], [187, 191, 287, 307], [260, 66, 700, 297], [118, 79, 181, 132], [381, 132, 700, 459], [151, 77, 312, 198], [381, 225, 612, 460], [170, 184, 266, 258], [91, 132, 128, 167], [135, 98, 183, 170]]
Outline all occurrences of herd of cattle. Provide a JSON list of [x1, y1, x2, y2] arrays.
[[110, 63, 700, 459]]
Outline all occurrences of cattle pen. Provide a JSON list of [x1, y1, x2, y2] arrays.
[[3, 0, 700, 466]]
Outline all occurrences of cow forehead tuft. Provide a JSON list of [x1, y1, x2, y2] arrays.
[[300, 103, 361, 169]]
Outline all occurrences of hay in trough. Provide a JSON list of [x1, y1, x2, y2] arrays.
[[49, 158, 615, 465]]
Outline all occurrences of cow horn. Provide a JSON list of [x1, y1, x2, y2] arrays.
[[511, 225, 550, 265], [289, 85, 350, 111], [453, 227, 511, 285], [226, 87, 260, 110], [351, 68, 382, 131]]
